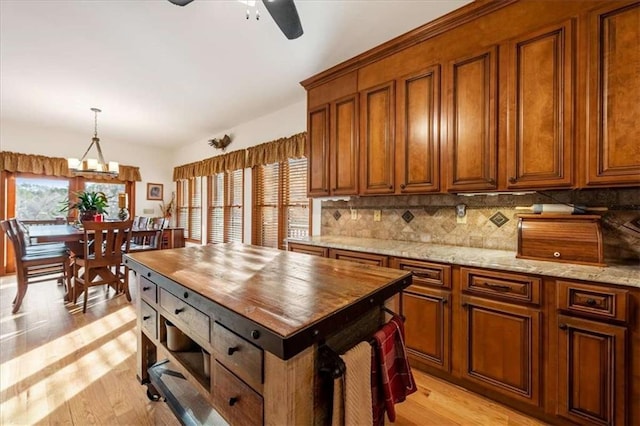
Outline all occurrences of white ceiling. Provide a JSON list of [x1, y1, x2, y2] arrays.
[[0, 0, 470, 148]]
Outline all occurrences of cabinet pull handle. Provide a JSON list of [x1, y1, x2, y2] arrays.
[[586, 298, 597, 306], [461, 302, 468, 308], [142, 286, 150, 291], [400, 183, 406, 189], [174, 308, 184, 315], [227, 346, 239, 356], [559, 323, 568, 330], [488, 178, 495, 185], [251, 330, 260, 339], [183, 292, 189, 299], [441, 297, 448, 304], [483, 282, 511, 292], [229, 397, 238, 406], [388, 185, 393, 190], [509, 176, 517, 184], [146, 272, 151, 278], [143, 315, 151, 321]]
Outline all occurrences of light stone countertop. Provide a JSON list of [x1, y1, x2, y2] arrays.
[[288, 236, 640, 289]]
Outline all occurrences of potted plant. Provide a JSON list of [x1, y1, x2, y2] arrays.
[[60, 190, 109, 222]]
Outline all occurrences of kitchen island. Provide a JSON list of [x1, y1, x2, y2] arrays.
[[123, 243, 411, 425]]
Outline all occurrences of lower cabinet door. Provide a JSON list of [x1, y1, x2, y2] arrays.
[[557, 315, 627, 426], [402, 287, 451, 372], [460, 296, 541, 406]]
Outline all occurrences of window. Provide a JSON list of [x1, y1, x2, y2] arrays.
[[177, 177, 202, 242], [15, 177, 69, 220], [253, 158, 309, 249], [207, 169, 243, 244], [84, 181, 126, 220]]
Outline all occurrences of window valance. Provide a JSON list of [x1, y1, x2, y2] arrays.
[[0, 151, 141, 182], [245, 132, 306, 168], [172, 132, 305, 181]]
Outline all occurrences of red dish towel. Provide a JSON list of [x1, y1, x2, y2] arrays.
[[372, 315, 417, 422]]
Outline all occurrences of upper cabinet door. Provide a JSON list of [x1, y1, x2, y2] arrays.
[[506, 21, 575, 189], [446, 47, 498, 192], [331, 94, 359, 195], [360, 81, 396, 195], [396, 65, 441, 194], [307, 105, 330, 196], [586, 3, 640, 186]]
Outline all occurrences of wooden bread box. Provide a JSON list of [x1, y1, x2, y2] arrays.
[[517, 214, 605, 266]]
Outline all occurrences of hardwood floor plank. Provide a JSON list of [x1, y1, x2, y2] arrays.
[[0, 274, 545, 426]]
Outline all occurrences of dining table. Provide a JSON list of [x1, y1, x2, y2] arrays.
[[28, 224, 84, 244]]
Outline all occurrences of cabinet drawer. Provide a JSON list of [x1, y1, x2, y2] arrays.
[[461, 268, 541, 305], [287, 242, 328, 257], [213, 361, 263, 426], [557, 280, 629, 323], [141, 300, 157, 340], [392, 258, 451, 289], [213, 322, 263, 393], [159, 288, 210, 343], [329, 248, 388, 266], [140, 276, 157, 304]]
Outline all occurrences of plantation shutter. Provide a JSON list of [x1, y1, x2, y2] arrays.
[[253, 163, 280, 248], [208, 173, 224, 244], [189, 177, 202, 242], [283, 158, 309, 241], [177, 179, 189, 232], [227, 169, 243, 243]]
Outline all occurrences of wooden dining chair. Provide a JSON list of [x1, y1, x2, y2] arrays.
[[72, 220, 133, 313], [1, 219, 72, 314], [128, 229, 163, 253]]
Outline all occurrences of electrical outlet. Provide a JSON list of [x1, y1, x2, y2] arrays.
[[351, 209, 358, 220], [373, 210, 381, 222], [143, 208, 154, 214]]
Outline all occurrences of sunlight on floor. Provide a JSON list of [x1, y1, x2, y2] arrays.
[[0, 325, 137, 424], [0, 307, 136, 392]]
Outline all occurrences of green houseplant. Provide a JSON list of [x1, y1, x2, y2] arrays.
[[60, 190, 109, 222]]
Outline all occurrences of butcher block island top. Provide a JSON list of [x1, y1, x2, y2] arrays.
[[124, 243, 411, 425]]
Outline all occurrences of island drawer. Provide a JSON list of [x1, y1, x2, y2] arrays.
[[461, 268, 541, 305], [557, 280, 629, 323], [159, 289, 210, 343], [391, 258, 451, 289], [141, 300, 157, 339], [213, 322, 263, 393], [213, 361, 263, 426], [140, 277, 157, 304]]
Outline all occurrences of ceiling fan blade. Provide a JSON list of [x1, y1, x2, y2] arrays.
[[261, 0, 303, 40], [168, 0, 195, 6]]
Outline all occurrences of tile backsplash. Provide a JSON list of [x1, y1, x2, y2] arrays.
[[320, 188, 640, 264]]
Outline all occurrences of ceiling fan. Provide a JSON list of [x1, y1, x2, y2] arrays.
[[168, 0, 303, 40]]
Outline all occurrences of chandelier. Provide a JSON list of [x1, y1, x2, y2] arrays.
[[67, 108, 119, 177]]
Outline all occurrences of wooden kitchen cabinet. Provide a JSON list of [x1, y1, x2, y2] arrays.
[[307, 72, 359, 197], [505, 20, 575, 189], [557, 315, 627, 426], [393, 257, 452, 373], [585, 2, 640, 187], [460, 295, 541, 407], [360, 81, 396, 195], [395, 65, 441, 193], [446, 46, 499, 192]]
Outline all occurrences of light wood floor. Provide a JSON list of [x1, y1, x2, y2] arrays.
[[0, 275, 547, 425]]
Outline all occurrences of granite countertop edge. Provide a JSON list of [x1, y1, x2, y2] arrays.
[[288, 236, 639, 289]]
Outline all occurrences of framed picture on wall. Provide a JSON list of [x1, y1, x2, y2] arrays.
[[147, 183, 163, 200]]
